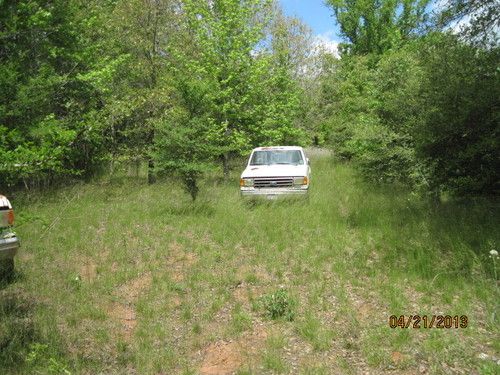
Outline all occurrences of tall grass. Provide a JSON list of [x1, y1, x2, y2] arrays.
[[1, 153, 498, 374]]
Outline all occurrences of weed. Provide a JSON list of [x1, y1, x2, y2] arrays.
[[25, 343, 71, 374], [260, 288, 296, 321]]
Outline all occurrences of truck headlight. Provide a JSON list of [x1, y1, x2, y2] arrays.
[[7, 210, 14, 225], [240, 178, 254, 187], [294, 176, 308, 186]]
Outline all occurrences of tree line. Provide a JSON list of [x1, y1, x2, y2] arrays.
[[0, 0, 498, 199], [321, 0, 499, 197]]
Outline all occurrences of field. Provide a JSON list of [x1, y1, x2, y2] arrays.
[[1, 151, 499, 374]]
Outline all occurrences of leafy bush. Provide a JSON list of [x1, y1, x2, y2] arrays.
[[0, 1, 108, 190], [325, 33, 499, 197], [260, 289, 296, 321], [415, 33, 500, 196]]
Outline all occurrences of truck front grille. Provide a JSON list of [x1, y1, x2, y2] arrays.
[[254, 177, 293, 188]]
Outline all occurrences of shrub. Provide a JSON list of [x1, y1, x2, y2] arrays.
[[260, 289, 296, 321]]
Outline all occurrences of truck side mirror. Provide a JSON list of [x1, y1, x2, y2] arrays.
[[307, 158, 310, 165]]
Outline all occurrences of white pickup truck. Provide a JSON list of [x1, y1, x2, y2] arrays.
[[0, 195, 20, 279], [240, 146, 310, 199]]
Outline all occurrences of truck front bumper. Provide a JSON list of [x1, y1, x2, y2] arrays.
[[240, 187, 309, 199], [0, 235, 20, 260]]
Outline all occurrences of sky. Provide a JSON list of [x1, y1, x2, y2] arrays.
[[279, 0, 342, 55]]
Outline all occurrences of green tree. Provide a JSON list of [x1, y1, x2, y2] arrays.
[[152, 0, 310, 198], [325, 0, 430, 55], [436, 0, 500, 46], [154, 106, 216, 201], [101, 0, 181, 183], [157, 0, 269, 179], [415, 33, 499, 195], [0, 0, 109, 189], [262, 6, 313, 145]]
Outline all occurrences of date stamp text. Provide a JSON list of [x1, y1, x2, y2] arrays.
[[389, 315, 468, 329]]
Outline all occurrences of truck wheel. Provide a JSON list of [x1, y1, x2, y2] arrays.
[[0, 259, 14, 282]]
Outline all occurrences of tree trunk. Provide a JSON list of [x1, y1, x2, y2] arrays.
[[148, 157, 156, 184], [222, 153, 230, 180]]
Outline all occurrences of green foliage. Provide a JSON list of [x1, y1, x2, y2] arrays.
[[325, 0, 431, 55], [322, 30, 499, 196], [1, 0, 308, 196], [26, 343, 71, 374], [436, 0, 500, 46], [316, 1, 499, 198], [0, 289, 69, 374], [153, 107, 216, 200], [168, 0, 274, 170], [324, 48, 424, 186], [152, 0, 307, 197], [415, 33, 499, 195], [260, 288, 296, 321], [0, 0, 108, 189], [2, 0, 495, 201]]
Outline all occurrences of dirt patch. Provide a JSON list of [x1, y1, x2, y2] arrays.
[[108, 272, 152, 341], [356, 302, 376, 321], [81, 262, 97, 282], [344, 282, 387, 324], [166, 242, 198, 282], [233, 286, 248, 304], [171, 295, 182, 308], [235, 264, 273, 284], [107, 302, 137, 338], [167, 244, 197, 266], [199, 325, 268, 375], [200, 341, 243, 375], [117, 272, 152, 300], [391, 351, 406, 365], [242, 324, 268, 351], [168, 240, 183, 254], [77, 257, 97, 282], [232, 283, 266, 306]]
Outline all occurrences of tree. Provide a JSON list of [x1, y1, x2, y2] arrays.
[[325, 0, 430, 55], [164, 0, 275, 178], [264, 6, 318, 144], [436, 0, 500, 46], [415, 33, 499, 195], [103, 0, 181, 183], [0, 0, 109, 189], [153, 106, 216, 201]]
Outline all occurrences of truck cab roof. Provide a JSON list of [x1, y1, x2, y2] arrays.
[[252, 146, 303, 151]]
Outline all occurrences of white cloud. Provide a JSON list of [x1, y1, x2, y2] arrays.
[[312, 30, 340, 57]]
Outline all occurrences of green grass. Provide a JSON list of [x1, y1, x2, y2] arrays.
[[1, 152, 499, 374]]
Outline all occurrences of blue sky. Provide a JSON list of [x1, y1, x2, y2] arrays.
[[279, 0, 340, 37], [279, 0, 342, 54]]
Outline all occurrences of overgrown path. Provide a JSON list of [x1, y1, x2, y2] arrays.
[[1, 151, 499, 374]]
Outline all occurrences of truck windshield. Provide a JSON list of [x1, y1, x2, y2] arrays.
[[250, 150, 304, 166]]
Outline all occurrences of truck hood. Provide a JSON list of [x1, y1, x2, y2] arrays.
[[241, 164, 308, 178]]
